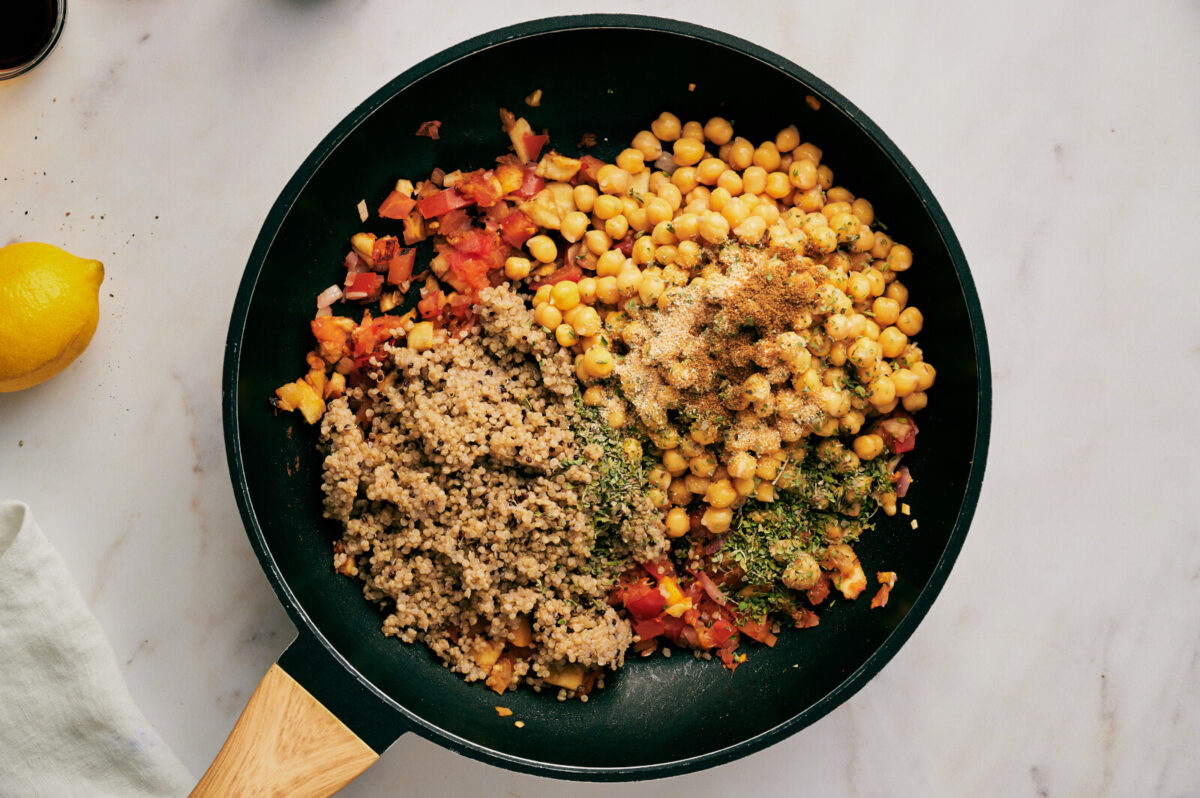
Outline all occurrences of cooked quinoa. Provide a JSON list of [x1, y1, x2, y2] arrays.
[[320, 285, 666, 693]]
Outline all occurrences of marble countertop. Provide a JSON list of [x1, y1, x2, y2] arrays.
[[2, 1, 1198, 795]]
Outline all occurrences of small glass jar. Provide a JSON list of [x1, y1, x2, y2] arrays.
[[0, 0, 67, 81]]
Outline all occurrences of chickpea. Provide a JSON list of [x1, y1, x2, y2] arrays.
[[897, 306, 924, 336], [716, 169, 744, 195], [662, 448, 689, 476], [826, 186, 855, 204], [734, 215, 767, 244], [795, 187, 825, 213], [532, 284, 552, 307], [577, 346, 612, 379], [681, 120, 704, 139], [741, 165, 768, 195], [696, 157, 726, 185], [668, 478, 692, 506], [872, 296, 901, 326], [597, 164, 633, 195], [614, 265, 642, 298], [527, 235, 558, 264], [607, 405, 626, 428], [630, 129, 662, 160], [753, 141, 781, 171], [504, 256, 531, 280], [879, 326, 908, 358], [885, 280, 908, 308], [721, 197, 751, 227], [688, 454, 717, 479], [560, 211, 589, 243], [638, 274, 666, 306], [795, 142, 822, 166], [752, 200, 780, 226], [816, 164, 834, 190], [685, 473, 712, 495], [555, 324, 579, 347], [584, 229, 612, 256], [869, 375, 897, 407], [870, 231, 894, 260], [891, 368, 919, 397], [840, 409, 866, 435], [764, 170, 791, 199], [647, 488, 669, 510], [699, 212, 730, 243], [671, 166, 699, 193], [853, 433, 885, 460], [704, 186, 728, 212], [912, 361, 937, 390], [550, 280, 581, 311], [702, 116, 734, 145], [407, 321, 434, 352], [902, 390, 928, 412], [595, 249, 624, 277], [593, 275, 620, 305], [775, 124, 800, 152], [651, 112, 681, 142], [727, 451, 757, 480], [604, 214, 629, 240], [665, 507, 691, 538], [675, 239, 701, 267], [631, 235, 655, 265], [808, 225, 837, 254], [616, 148, 646, 174], [822, 386, 851, 417], [572, 184, 598, 214], [533, 302, 562, 330], [733, 476, 758, 497], [705, 478, 737, 509], [727, 137, 755, 170], [788, 158, 818, 190], [571, 306, 603, 337], [672, 137, 705, 167], [887, 243, 913, 272], [701, 506, 732, 534]]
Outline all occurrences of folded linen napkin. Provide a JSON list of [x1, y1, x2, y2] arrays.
[[0, 500, 193, 797]]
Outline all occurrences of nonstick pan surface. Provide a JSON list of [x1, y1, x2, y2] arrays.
[[222, 14, 991, 782]]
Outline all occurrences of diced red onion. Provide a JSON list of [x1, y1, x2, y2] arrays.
[[316, 284, 343, 308], [702, 534, 728, 555], [895, 466, 912, 498], [697, 571, 729, 606], [653, 152, 676, 173], [314, 306, 332, 318]]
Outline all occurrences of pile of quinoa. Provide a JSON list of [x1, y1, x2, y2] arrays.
[[320, 285, 666, 693]]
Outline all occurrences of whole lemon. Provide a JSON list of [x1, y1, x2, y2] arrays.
[[0, 242, 104, 392]]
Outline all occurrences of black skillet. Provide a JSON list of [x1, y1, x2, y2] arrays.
[[200, 14, 991, 796]]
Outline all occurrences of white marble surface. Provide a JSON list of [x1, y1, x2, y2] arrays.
[[1, 1, 1198, 795]]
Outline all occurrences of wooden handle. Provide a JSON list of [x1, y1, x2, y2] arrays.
[[191, 664, 380, 798]]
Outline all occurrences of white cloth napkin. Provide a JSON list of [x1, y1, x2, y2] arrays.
[[0, 500, 194, 797]]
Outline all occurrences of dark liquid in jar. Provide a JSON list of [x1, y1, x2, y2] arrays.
[[0, 0, 58, 70]]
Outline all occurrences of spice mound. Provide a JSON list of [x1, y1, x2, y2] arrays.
[[321, 285, 666, 695]]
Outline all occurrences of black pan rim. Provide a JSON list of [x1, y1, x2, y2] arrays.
[[222, 12, 992, 781]]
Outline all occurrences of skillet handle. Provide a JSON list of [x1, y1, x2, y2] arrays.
[[189, 663, 378, 798], [190, 632, 406, 797]]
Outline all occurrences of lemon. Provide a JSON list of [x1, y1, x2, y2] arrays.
[[0, 242, 104, 393]]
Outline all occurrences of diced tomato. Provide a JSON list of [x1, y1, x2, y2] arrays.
[[791, 608, 820, 628], [661, 615, 686, 644], [499, 210, 538, 247], [344, 272, 383, 301], [523, 133, 548, 162], [386, 247, 416, 285], [633, 618, 665, 640], [417, 290, 442, 320], [378, 191, 417, 220], [415, 120, 441, 139], [577, 155, 605, 184], [806, 572, 832, 606], [623, 584, 667, 620], [445, 293, 477, 334], [709, 618, 737, 646], [511, 165, 544, 199], [438, 209, 474, 238], [417, 187, 475, 219], [457, 169, 504, 208], [445, 251, 491, 291], [879, 411, 918, 454], [870, 584, 892, 609], [528, 263, 582, 290], [370, 236, 400, 274], [614, 236, 634, 256], [641, 559, 676, 581], [738, 618, 778, 647], [351, 314, 405, 365]]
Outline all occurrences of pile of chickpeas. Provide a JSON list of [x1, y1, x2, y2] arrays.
[[505, 111, 935, 536]]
